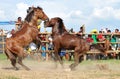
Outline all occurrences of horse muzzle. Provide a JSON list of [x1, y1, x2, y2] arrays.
[[44, 18, 49, 28]]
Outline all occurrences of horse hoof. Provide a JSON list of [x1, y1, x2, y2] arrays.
[[69, 64, 74, 69], [15, 67, 19, 71], [25, 67, 30, 71], [69, 66, 75, 71]]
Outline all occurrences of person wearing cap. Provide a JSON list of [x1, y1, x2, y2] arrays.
[[91, 29, 98, 44]]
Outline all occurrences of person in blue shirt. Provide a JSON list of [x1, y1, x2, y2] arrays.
[[41, 43, 46, 60]]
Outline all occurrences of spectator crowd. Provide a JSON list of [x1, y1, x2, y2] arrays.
[[1, 17, 120, 61]]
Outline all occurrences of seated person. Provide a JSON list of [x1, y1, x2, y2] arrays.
[[6, 29, 16, 38], [15, 17, 23, 31]]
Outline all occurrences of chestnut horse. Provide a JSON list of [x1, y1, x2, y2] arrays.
[[5, 6, 49, 70], [46, 17, 105, 70]]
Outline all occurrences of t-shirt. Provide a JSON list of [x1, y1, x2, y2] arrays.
[[6, 32, 12, 38], [92, 34, 97, 43], [29, 42, 37, 50], [97, 34, 103, 39]]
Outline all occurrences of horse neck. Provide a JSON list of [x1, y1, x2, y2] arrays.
[[52, 24, 68, 36], [59, 24, 68, 34], [62, 25, 68, 32]]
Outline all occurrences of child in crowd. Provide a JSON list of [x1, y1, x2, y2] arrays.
[[86, 34, 93, 43], [41, 43, 46, 60], [114, 29, 120, 50], [97, 31, 105, 42]]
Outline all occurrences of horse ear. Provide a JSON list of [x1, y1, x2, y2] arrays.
[[57, 17, 63, 23], [37, 6, 43, 10], [27, 7, 34, 14], [27, 7, 31, 13], [27, 10, 29, 13], [37, 6, 40, 9]]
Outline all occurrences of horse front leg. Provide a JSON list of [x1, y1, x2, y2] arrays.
[[5, 49, 18, 70], [53, 48, 64, 68], [69, 52, 79, 71]]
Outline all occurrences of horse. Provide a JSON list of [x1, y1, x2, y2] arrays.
[[46, 17, 105, 70], [5, 6, 49, 70]]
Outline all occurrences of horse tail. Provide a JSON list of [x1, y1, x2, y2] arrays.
[[5, 48, 16, 60], [4, 49, 9, 59]]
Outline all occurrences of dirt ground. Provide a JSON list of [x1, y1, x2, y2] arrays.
[[1, 58, 120, 79]]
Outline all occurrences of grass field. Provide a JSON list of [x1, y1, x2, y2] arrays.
[[1, 53, 120, 79]]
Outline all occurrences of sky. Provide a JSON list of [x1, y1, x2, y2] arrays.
[[0, 0, 120, 33]]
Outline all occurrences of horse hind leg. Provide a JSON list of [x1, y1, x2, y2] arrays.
[[5, 49, 18, 70], [8, 54, 18, 70], [16, 47, 30, 70], [18, 57, 30, 70], [5, 48, 16, 59], [4, 50, 9, 59], [10, 58, 19, 70]]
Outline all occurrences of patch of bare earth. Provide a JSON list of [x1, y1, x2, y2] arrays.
[[0, 59, 120, 79]]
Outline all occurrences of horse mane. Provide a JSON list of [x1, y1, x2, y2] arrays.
[[25, 9, 34, 22], [25, 6, 43, 22], [57, 17, 67, 34]]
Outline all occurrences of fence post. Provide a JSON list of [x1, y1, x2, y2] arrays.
[[45, 33, 49, 61], [2, 29, 5, 53], [83, 54, 87, 60]]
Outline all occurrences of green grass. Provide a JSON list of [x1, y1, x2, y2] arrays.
[[82, 59, 120, 64], [0, 76, 20, 79], [0, 53, 7, 60], [5, 76, 20, 79], [1, 53, 120, 65]]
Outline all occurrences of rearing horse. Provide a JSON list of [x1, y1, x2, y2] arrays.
[[5, 6, 49, 70], [46, 17, 105, 70]]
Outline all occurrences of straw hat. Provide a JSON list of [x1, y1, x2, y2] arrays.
[[91, 29, 98, 34]]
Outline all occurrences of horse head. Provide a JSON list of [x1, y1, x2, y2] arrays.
[[45, 17, 62, 26], [25, 6, 49, 26], [46, 17, 67, 34]]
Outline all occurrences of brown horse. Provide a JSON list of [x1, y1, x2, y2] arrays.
[[5, 6, 49, 70], [46, 17, 105, 70]]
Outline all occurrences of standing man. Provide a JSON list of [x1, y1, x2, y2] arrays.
[[114, 29, 120, 50], [76, 25, 85, 38]]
